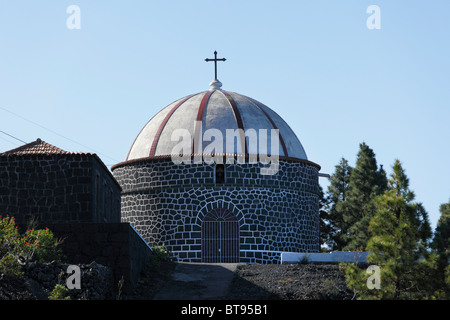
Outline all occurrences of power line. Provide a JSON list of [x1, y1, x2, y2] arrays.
[[0, 106, 120, 163], [0, 130, 27, 144], [0, 135, 21, 148]]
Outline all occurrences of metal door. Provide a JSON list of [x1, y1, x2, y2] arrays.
[[202, 209, 239, 263]]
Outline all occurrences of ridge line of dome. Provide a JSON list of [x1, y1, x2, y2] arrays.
[[217, 90, 248, 157], [149, 93, 197, 157], [193, 90, 214, 154], [126, 92, 206, 161], [243, 94, 308, 160], [238, 93, 289, 158]]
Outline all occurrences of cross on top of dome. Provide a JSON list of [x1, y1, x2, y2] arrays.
[[205, 51, 226, 80], [205, 51, 226, 90]]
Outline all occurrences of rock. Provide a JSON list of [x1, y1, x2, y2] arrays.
[[227, 263, 354, 300], [0, 260, 115, 300]]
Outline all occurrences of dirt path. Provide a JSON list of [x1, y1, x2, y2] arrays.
[[153, 262, 240, 300]]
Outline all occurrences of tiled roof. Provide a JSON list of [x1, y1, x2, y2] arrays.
[[1, 138, 71, 155], [0, 138, 122, 189]]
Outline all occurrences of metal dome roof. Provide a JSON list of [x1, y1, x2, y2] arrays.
[[125, 81, 308, 162]]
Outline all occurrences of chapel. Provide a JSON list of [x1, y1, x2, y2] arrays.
[[112, 53, 322, 263]]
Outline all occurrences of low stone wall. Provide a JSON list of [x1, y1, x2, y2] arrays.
[[0, 153, 121, 225], [33, 222, 153, 293], [281, 251, 369, 264]]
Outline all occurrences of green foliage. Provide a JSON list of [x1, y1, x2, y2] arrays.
[[342, 143, 387, 251], [343, 160, 437, 299], [349, 143, 386, 198], [429, 198, 450, 298], [299, 254, 309, 264], [148, 245, 174, 273], [0, 215, 20, 258], [446, 264, 450, 289], [340, 262, 369, 299], [325, 144, 449, 299], [432, 199, 450, 256], [318, 185, 332, 249], [48, 284, 71, 300], [22, 227, 63, 262], [0, 215, 63, 268], [324, 158, 352, 250], [324, 143, 387, 251], [0, 253, 24, 277]]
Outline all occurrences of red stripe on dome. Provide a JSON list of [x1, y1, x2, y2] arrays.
[[196, 91, 213, 122], [193, 91, 214, 154], [219, 90, 248, 157], [149, 94, 196, 157], [241, 95, 289, 157]]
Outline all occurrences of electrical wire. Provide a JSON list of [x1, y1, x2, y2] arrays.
[[0, 106, 120, 163], [0, 130, 27, 144], [0, 134, 21, 148]]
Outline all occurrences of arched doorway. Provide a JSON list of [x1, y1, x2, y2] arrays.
[[202, 208, 240, 263]]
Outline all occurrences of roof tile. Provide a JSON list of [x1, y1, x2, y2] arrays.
[[1, 138, 70, 155]]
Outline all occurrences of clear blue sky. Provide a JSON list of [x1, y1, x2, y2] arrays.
[[0, 1, 448, 230]]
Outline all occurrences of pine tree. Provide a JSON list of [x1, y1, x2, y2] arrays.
[[318, 185, 332, 250], [325, 157, 352, 250], [341, 142, 387, 250], [433, 199, 450, 255], [345, 160, 433, 299], [430, 198, 450, 297]]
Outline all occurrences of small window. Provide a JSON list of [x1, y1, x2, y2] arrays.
[[215, 164, 225, 184]]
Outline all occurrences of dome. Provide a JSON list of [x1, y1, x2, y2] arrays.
[[125, 81, 308, 162], [112, 78, 322, 263]]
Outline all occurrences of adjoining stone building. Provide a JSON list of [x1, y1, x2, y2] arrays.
[[0, 139, 152, 292], [112, 79, 322, 264], [0, 138, 121, 225]]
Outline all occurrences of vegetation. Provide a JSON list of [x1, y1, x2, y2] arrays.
[[147, 245, 175, 273], [48, 284, 71, 300], [0, 253, 24, 277], [0, 215, 62, 276], [325, 143, 387, 251], [322, 143, 449, 299], [129, 245, 176, 299]]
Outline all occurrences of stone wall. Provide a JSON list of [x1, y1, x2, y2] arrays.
[[114, 157, 319, 193], [38, 222, 152, 293], [113, 158, 320, 263], [0, 152, 152, 292], [0, 154, 121, 225]]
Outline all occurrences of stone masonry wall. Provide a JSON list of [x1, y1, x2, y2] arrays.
[[0, 154, 151, 292], [113, 158, 320, 263], [32, 222, 152, 293], [0, 154, 121, 225]]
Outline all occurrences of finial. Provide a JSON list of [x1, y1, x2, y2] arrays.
[[209, 79, 223, 91]]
